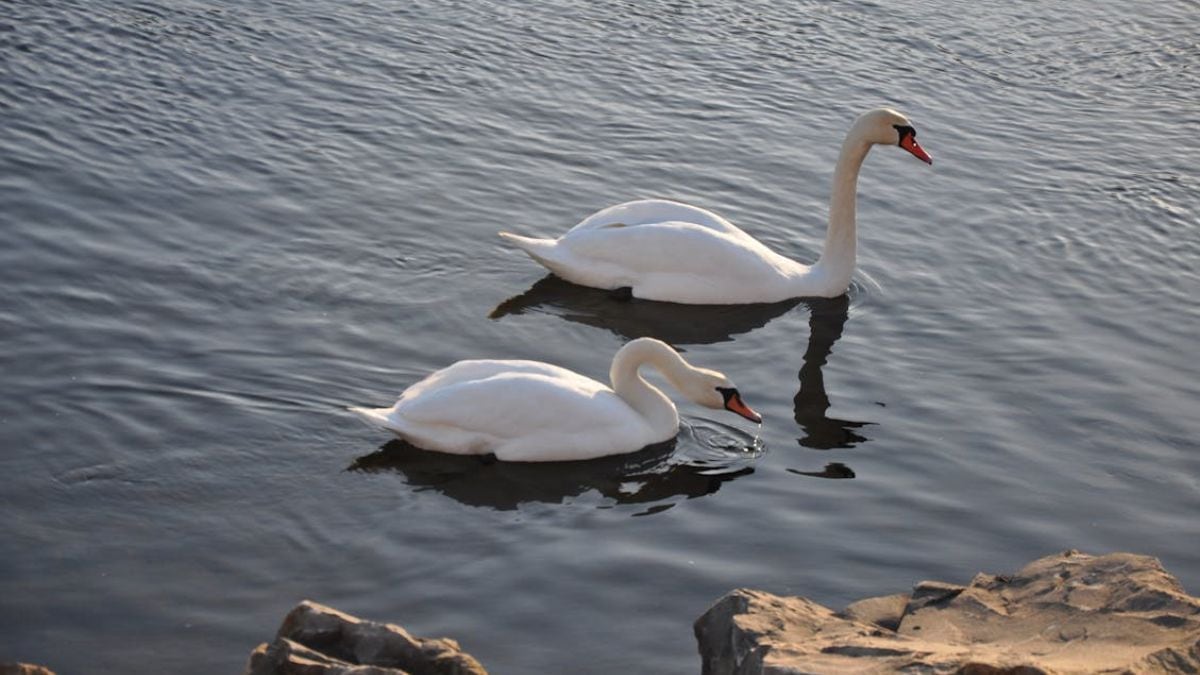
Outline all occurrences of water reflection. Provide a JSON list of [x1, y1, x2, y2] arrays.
[[794, 295, 871, 450], [786, 463, 856, 479], [348, 421, 758, 515], [788, 295, 871, 479], [491, 275, 800, 345]]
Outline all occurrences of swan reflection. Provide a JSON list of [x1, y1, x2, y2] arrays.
[[349, 420, 760, 514], [788, 295, 871, 478], [794, 295, 871, 450], [787, 462, 856, 479], [490, 275, 800, 345]]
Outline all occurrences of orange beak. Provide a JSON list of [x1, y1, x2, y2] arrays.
[[900, 134, 933, 164], [724, 392, 762, 424]]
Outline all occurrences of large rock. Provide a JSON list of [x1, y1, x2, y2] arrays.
[[0, 666, 56, 675], [695, 550, 1200, 674], [244, 600, 487, 675]]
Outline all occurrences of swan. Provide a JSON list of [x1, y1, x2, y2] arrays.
[[499, 108, 932, 304], [350, 337, 761, 462]]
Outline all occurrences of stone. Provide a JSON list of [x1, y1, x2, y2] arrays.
[[695, 550, 1200, 675], [244, 600, 487, 675], [840, 593, 909, 631], [0, 666, 56, 675]]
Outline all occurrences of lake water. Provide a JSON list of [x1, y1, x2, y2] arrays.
[[2, 1, 1198, 673]]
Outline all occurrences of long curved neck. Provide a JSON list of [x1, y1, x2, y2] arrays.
[[609, 338, 690, 437], [813, 133, 872, 290]]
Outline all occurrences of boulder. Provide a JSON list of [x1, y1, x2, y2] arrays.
[[244, 600, 487, 675], [695, 550, 1200, 674], [0, 666, 56, 675]]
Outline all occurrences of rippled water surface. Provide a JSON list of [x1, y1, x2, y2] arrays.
[[3, 1, 1198, 673]]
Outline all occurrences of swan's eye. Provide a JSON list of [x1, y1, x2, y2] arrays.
[[892, 123, 915, 141]]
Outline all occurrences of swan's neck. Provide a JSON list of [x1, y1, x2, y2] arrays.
[[813, 134, 872, 290], [609, 339, 688, 438]]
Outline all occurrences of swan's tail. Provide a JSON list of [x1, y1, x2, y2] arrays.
[[498, 231, 561, 270], [348, 406, 393, 429]]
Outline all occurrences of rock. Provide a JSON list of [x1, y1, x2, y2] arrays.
[[0, 666, 56, 675], [695, 550, 1200, 675], [840, 593, 909, 631], [244, 600, 488, 675]]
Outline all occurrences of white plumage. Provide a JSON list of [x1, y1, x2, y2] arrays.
[[351, 338, 760, 462], [500, 108, 932, 304]]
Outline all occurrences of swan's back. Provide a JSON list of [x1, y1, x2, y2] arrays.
[[569, 199, 748, 239], [544, 221, 809, 303], [501, 198, 811, 302], [394, 359, 589, 404], [359, 359, 660, 461]]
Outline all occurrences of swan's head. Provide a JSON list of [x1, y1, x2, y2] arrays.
[[617, 338, 762, 423], [686, 369, 762, 424], [854, 108, 933, 165]]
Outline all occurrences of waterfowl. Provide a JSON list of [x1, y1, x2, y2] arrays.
[[350, 337, 760, 462], [499, 108, 932, 304]]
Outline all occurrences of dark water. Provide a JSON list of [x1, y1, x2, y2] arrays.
[[3, 1, 1198, 673]]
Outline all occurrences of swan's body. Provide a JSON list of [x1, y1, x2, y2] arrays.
[[350, 338, 760, 462], [500, 108, 932, 304]]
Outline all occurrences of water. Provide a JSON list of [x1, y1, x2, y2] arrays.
[[2, 0, 1198, 672]]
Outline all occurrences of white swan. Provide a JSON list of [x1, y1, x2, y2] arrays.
[[499, 108, 932, 304], [350, 338, 761, 462]]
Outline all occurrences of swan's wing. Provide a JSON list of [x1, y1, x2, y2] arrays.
[[567, 199, 751, 239], [380, 364, 661, 460], [552, 222, 808, 303], [396, 359, 585, 403], [559, 221, 793, 279], [393, 371, 640, 439]]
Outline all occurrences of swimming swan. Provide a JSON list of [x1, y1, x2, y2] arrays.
[[499, 108, 932, 304], [350, 337, 761, 462]]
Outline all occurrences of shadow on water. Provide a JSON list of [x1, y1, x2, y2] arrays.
[[794, 295, 871, 449], [787, 295, 871, 480], [490, 275, 801, 345], [348, 420, 759, 515]]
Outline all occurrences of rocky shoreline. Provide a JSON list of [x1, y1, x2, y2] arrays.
[[6, 550, 1198, 675], [695, 550, 1200, 674], [243, 600, 486, 675]]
